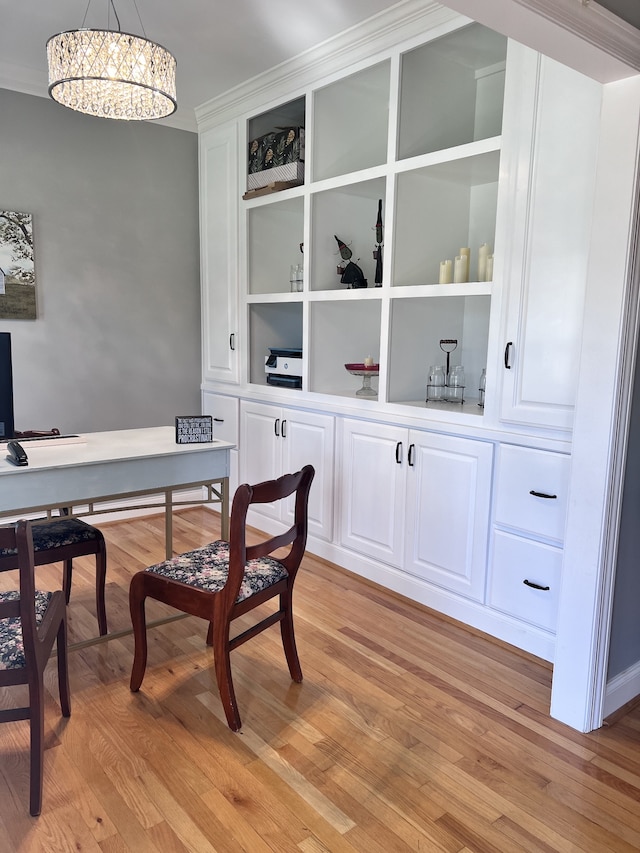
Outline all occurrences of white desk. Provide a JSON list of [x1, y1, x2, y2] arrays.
[[0, 426, 234, 556]]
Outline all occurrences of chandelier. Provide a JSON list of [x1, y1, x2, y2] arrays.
[[46, 1, 177, 121]]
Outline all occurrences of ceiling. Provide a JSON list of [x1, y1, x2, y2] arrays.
[[1, 1, 639, 132], [0, 0, 405, 131]]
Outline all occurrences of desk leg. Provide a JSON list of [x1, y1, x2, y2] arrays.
[[221, 478, 230, 540], [165, 490, 173, 558]]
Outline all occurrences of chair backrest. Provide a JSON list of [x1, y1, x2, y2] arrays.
[[223, 465, 315, 605], [0, 521, 40, 672]]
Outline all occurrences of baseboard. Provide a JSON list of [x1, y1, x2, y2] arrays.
[[604, 661, 640, 718]]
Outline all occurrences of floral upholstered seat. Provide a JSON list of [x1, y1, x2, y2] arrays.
[[0, 518, 102, 557], [145, 540, 288, 602], [0, 590, 52, 669], [0, 518, 108, 636]]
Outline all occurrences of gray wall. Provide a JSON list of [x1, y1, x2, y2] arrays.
[[608, 362, 640, 678], [0, 88, 201, 434]]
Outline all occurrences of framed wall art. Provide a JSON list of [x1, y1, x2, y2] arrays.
[[0, 211, 36, 320]]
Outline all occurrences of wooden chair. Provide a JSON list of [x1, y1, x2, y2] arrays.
[[0, 516, 108, 636], [0, 520, 71, 817], [129, 464, 315, 731]]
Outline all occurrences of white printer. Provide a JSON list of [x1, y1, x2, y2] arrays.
[[265, 347, 302, 388]]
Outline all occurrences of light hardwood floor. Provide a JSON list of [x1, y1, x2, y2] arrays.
[[1, 507, 640, 852]]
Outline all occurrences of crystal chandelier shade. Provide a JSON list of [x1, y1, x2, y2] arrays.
[[47, 28, 177, 121]]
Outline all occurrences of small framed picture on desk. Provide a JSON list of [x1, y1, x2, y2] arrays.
[[175, 416, 214, 444]]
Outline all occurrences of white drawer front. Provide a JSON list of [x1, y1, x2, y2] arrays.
[[202, 393, 239, 446], [489, 530, 561, 633], [494, 445, 569, 542]]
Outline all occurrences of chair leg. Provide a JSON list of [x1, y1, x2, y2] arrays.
[[62, 559, 72, 605], [29, 676, 45, 817], [57, 616, 71, 718], [280, 589, 303, 683], [212, 618, 242, 731], [129, 573, 149, 692], [95, 543, 108, 636]]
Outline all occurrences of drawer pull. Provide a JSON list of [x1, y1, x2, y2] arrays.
[[213, 418, 224, 423], [529, 490, 557, 499], [523, 579, 550, 591]]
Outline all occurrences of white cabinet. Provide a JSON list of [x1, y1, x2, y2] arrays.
[[200, 123, 239, 384], [488, 444, 570, 633], [240, 401, 335, 541], [496, 52, 601, 431], [405, 430, 493, 601], [339, 419, 407, 568], [201, 391, 239, 496], [340, 418, 492, 600]]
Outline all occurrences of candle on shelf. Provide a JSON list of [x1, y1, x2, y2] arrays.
[[486, 254, 494, 281], [453, 255, 467, 284], [364, 355, 374, 367], [439, 259, 453, 284], [459, 247, 470, 281], [478, 243, 491, 282]]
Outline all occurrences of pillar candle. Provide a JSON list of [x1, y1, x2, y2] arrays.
[[453, 255, 467, 284], [459, 247, 470, 282], [486, 254, 494, 281], [439, 259, 453, 284], [478, 243, 491, 282]]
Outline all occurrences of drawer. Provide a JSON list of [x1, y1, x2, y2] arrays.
[[494, 444, 569, 542], [489, 530, 562, 632], [202, 393, 239, 446]]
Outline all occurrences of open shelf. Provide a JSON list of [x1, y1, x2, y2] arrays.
[[310, 177, 386, 291], [248, 302, 303, 387], [392, 150, 499, 286], [247, 195, 304, 294], [387, 295, 490, 405], [309, 300, 382, 396], [398, 23, 506, 160], [312, 61, 391, 182]]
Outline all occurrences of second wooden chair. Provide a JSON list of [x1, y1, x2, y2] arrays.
[[129, 465, 314, 731]]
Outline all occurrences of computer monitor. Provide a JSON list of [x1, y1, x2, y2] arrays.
[[0, 332, 15, 439]]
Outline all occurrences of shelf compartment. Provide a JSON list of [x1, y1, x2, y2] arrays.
[[310, 177, 386, 292], [247, 196, 304, 294], [248, 302, 303, 387], [312, 60, 391, 182], [392, 150, 499, 287], [388, 295, 490, 405], [309, 300, 382, 397], [398, 23, 506, 160]]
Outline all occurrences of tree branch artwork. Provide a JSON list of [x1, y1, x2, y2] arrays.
[[0, 211, 36, 319]]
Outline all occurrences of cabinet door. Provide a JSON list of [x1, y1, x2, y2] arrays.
[[497, 51, 601, 430], [200, 123, 239, 384], [240, 401, 282, 520], [405, 431, 493, 601], [280, 409, 335, 542], [340, 419, 406, 568]]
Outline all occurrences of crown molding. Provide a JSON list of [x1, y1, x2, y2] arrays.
[[196, 0, 640, 131], [195, 0, 463, 129]]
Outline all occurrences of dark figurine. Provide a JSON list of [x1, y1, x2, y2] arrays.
[[374, 199, 383, 286]]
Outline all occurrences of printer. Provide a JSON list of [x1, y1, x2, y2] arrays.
[[265, 347, 303, 388]]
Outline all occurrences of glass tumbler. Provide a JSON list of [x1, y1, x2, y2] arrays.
[[426, 365, 446, 402], [447, 365, 465, 403]]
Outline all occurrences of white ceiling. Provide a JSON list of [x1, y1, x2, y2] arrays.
[[0, 0, 405, 131], [2, 1, 639, 133]]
